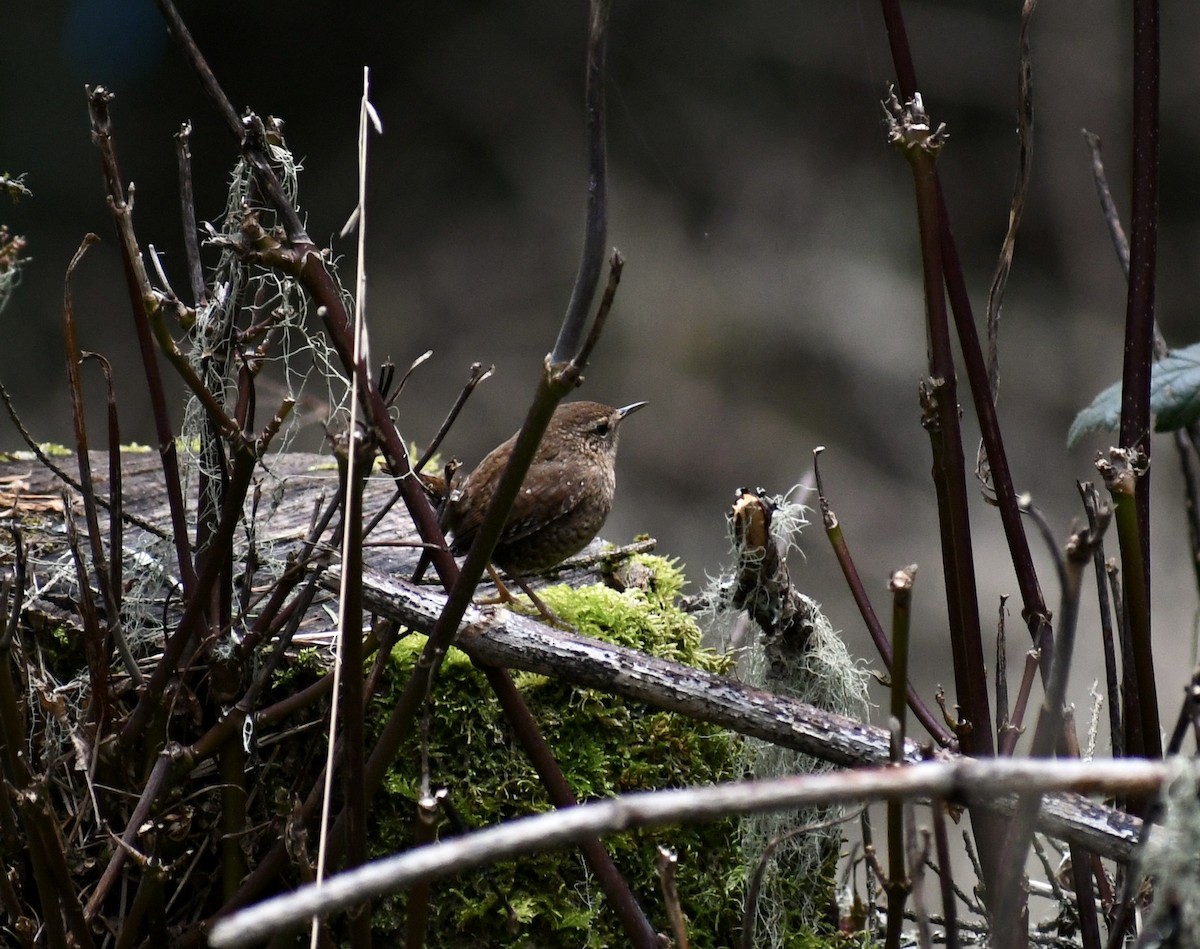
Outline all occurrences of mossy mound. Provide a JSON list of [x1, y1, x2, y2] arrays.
[[366, 555, 851, 946]]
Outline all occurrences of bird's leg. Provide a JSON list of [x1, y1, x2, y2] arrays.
[[479, 565, 574, 630]]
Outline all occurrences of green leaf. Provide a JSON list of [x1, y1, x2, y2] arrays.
[[1068, 379, 1121, 449], [1069, 342, 1200, 448], [1150, 342, 1200, 431]]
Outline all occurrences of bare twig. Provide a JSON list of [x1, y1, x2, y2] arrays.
[[739, 807, 865, 949], [983, 0, 1039, 405], [365, 360, 493, 544], [550, 0, 612, 364], [813, 448, 954, 748], [86, 85, 198, 595], [1081, 131, 1131, 280], [175, 121, 207, 307], [991, 509, 1110, 949], [1079, 482, 1122, 758], [880, 0, 1055, 732], [656, 847, 688, 949]]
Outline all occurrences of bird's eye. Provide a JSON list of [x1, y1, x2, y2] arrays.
[[592, 421, 610, 437]]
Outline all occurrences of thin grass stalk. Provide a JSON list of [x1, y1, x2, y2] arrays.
[[334, 431, 373, 944], [310, 68, 377, 949]]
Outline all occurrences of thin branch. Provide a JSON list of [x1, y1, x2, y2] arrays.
[[656, 847, 688, 949], [550, 0, 611, 364], [364, 360, 493, 544], [1081, 131, 1131, 280], [991, 509, 1109, 949], [1079, 482, 1122, 758], [568, 249, 623, 372], [175, 120, 207, 307], [415, 362, 494, 474], [984, 0, 1039, 403], [813, 448, 954, 748]]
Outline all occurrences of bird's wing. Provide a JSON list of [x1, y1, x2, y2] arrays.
[[497, 457, 587, 544]]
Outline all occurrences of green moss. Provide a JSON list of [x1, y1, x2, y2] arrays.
[[366, 555, 858, 946], [2, 444, 72, 460]]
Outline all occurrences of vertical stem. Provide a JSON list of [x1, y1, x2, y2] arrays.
[[890, 101, 993, 760], [551, 0, 611, 363], [885, 567, 916, 949], [887, 90, 1007, 919], [1118, 0, 1161, 759]]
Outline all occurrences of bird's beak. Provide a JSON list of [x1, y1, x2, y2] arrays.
[[616, 401, 648, 420]]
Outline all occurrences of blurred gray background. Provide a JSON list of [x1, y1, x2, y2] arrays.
[[4, 0, 1200, 738]]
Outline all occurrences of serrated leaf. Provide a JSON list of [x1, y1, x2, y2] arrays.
[[1068, 379, 1122, 449], [1068, 341, 1200, 448], [1150, 341, 1200, 432]]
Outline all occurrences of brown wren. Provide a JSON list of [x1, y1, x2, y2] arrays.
[[442, 400, 646, 575]]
